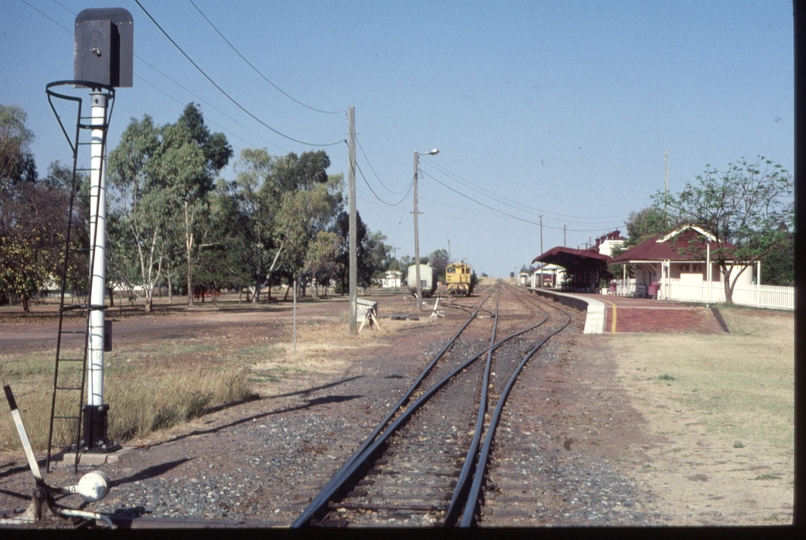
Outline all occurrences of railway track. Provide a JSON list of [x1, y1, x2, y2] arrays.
[[292, 282, 575, 527]]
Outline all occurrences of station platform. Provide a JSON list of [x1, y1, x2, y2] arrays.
[[528, 288, 729, 335]]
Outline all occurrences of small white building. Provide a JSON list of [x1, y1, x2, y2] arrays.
[[381, 270, 403, 288], [531, 264, 566, 289]]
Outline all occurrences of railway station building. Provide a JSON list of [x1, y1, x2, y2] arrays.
[[609, 225, 755, 300], [531, 246, 612, 291], [531, 230, 624, 291]]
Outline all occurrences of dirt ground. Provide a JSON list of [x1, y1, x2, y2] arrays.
[[0, 288, 795, 527]]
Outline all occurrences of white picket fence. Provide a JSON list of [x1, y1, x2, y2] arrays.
[[658, 278, 793, 310], [612, 278, 793, 310]]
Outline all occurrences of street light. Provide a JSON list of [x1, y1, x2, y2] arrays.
[[413, 148, 439, 310]]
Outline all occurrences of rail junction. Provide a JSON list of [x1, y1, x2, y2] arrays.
[[293, 282, 578, 527]]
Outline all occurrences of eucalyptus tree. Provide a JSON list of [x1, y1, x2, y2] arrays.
[[656, 156, 793, 304], [219, 147, 278, 301], [107, 114, 165, 312], [228, 149, 342, 301], [304, 230, 339, 296], [150, 104, 232, 305], [271, 166, 343, 294], [331, 209, 390, 292]]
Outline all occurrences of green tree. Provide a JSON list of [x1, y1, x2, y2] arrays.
[[218, 148, 278, 301], [0, 166, 77, 311], [428, 248, 449, 282], [624, 206, 668, 246], [760, 230, 793, 286], [304, 230, 339, 296], [262, 152, 341, 298], [332, 210, 372, 292], [656, 157, 793, 304], [107, 114, 165, 312], [1, 105, 37, 191], [152, 104, 232, 306], [0, 108, 80, 310], [219, 149, 340, 301]]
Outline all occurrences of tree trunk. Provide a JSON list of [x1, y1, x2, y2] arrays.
[[185, 200, 194, 306], [187, 259, 194, 306], [721, 266, 734, 305], [168, 278, 173, 303], [21, 296, 30, 312], [145, 298, 153, 313], [107, 287, 115, 307], [252, 278, 267, 303]]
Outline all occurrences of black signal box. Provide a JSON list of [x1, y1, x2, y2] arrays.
[[74, 8, 133, 88]]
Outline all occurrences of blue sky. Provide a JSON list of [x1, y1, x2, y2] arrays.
[[1, 1, 794, 277]]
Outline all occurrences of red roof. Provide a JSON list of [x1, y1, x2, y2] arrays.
[[532, 246, 611, 266], [610, 228, 736, 263]]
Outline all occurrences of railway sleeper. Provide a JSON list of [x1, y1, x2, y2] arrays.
[[367, 469, 459, 478], [329, 501, 448, 512], [361, 480, 454, 491]]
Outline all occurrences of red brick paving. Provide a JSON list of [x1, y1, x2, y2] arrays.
[[592, 294, 727, 334]]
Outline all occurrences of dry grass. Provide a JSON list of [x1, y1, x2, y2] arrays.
[[0, 354, 255, 453], [0, 309, 408, 451], [609, 306, 794, 524], [613, 308, 794, 451], [247, 313, 409, 389]]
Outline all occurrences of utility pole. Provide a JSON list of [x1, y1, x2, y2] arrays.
[[563, 224, 566, 247], [412, 149, 438, 311], [539, 215, 543, 288], [665, 149, 669, 195], [664, 150, 670, 228], [348, 107, 357, 333], [447, 239, 451, 263], [413, 151, 422, 310], [539, 215, 543, 254]]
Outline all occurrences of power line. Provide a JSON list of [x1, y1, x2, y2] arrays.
[[134, 74, 266, 151], [355, 161, 413, 207], [22, 0, 71, 32], [30, 0, 288, 154], [419, 170, 622, 233], [355, 134, 409, 195], [188, 0, 342, 115], [134, 0, 343, 148], [134, 56, 287, 153], [423, 160, 628, 222]]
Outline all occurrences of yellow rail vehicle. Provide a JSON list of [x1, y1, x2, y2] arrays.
[[445, 262, 476, 296]]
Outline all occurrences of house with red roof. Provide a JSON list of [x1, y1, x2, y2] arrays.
[[610, 225, 755, 300]]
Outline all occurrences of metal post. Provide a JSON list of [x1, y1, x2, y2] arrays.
[[348, 107, 357, 333], [84, 90, 114, 451], [706, 241, 711, 303], [413, 151, 422, 311], [539, 215, 543, 288]]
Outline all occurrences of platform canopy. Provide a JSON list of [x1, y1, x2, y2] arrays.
[[532, 246, 611, 291]]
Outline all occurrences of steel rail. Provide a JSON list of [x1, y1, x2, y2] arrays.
[[293, 284, 554, 527], [291, 288, 494, 527], [460, 289, 573, 526], [442, 289, 500, 526]]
